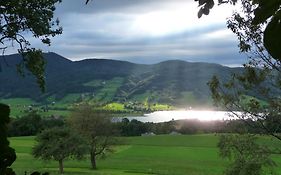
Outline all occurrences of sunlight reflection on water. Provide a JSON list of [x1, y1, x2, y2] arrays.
[[124, 110, 241, 123]]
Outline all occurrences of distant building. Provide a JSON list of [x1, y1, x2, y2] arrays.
[[169, 131, 181, 135], [141, 132, 156, 136]]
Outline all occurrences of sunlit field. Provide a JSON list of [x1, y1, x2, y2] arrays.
[[10, 134, 281, 175]]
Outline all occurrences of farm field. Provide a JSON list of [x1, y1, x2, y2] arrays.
[[0, 97, 172, 118], [9, 134, 281, 175], [0, 98, 71, 117]]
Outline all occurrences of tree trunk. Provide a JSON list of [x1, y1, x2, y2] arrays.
[[90, 153, 97, 169], [59, 159, 64, 174]]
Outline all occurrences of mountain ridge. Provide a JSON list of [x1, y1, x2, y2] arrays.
[[0, 52, 241, 107]]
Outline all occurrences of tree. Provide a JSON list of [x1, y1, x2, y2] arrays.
[[197, 0, 281, 173], [218, 134, 275, 175], [1, 2, 62, 171], [8, 112, 65, 137], [32, 127, 87, 174], [195, 0, 281, 61], [68, 104, 115, 169], [0, 0, 62, 91], [207, 0, 281, 141], [195, 1, 281, 175], [0, 104, 16, 175], [8, 111, 42, 136]]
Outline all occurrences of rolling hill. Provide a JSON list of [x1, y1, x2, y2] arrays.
[[0, 52, 241, 107]]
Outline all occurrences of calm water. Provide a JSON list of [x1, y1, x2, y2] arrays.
[[120, 110, 239, 123]]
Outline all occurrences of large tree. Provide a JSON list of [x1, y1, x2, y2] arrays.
[[68, 104, 115, 169], [0, 104, 16, 175], [32, 127, 87, 174], [218, 134, 276, 175], [195, 0, 281, 173], [1, 1, 62, 171], [206, 0, 281, 141]]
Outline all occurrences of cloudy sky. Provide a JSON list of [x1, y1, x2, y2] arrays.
[[14, 0, 247, 66]]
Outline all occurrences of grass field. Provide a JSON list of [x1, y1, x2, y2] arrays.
[[9, 134, 281, 175], [0, 98, 70, 117], [0, 97, 173, 118], [0, 98, 37, 117]]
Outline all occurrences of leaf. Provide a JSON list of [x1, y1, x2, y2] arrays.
[[198, 0, 208, 6], [196, 0, 214, 18], [202, 7, 210, 15], [205, 0, 215, 9], [21, 49, 46, 92], [253, 0, 281, 25], [198, 8, 204, 18], [264, 11, 281, 61]]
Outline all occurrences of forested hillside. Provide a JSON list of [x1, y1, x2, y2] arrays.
[[0, 53, 241, 107]]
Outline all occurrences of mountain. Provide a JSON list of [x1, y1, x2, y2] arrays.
[[0, 53, 242, 107]]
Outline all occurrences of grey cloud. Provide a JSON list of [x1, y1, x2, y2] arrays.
[[56, 0, 194, 15], [7, 0, 246, 66], [52, 22, 228, 46], [44, 20, 244, 65]]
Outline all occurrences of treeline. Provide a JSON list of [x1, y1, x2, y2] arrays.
[[115, 118, 264, 136], [8, 111, 265, 137], [8, 111, 64, 137]]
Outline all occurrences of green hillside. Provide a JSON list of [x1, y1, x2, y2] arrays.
[[0, 53, 242, 115]]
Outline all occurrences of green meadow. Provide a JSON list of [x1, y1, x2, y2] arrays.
[[10, 134, 281, 175], [0, 98, 70, 118], [0, 97, 172, 118]]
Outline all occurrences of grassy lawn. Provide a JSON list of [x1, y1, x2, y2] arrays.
[[0, 98, 70, 117], [9, 134, 281, 175], [103, 103, 125, 111], [150, 104, 172, 111]]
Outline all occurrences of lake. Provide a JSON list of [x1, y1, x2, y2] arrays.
[[119, 110, 239, 123]]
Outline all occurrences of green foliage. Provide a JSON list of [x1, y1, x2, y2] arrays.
[[218, 134, 276, 175], [9, 111, 42, 136], [203, 5, 281, 168], [0, 0, 62, 90], [20, 50, 46, 92], [264, 11, 281, 61], [252, 0, 281, 61], [0, 103, 16, 175], [32, 127, 87, 174], [207, 0, 281, 141], [196, 0, 237, 18], [116, 118, 270, 136], [8, 111, 65, 137], [116, 119, 149, 136], [69, 104, 115, 169]]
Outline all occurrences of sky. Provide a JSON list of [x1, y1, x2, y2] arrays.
[[12, 0, 247, 66]]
